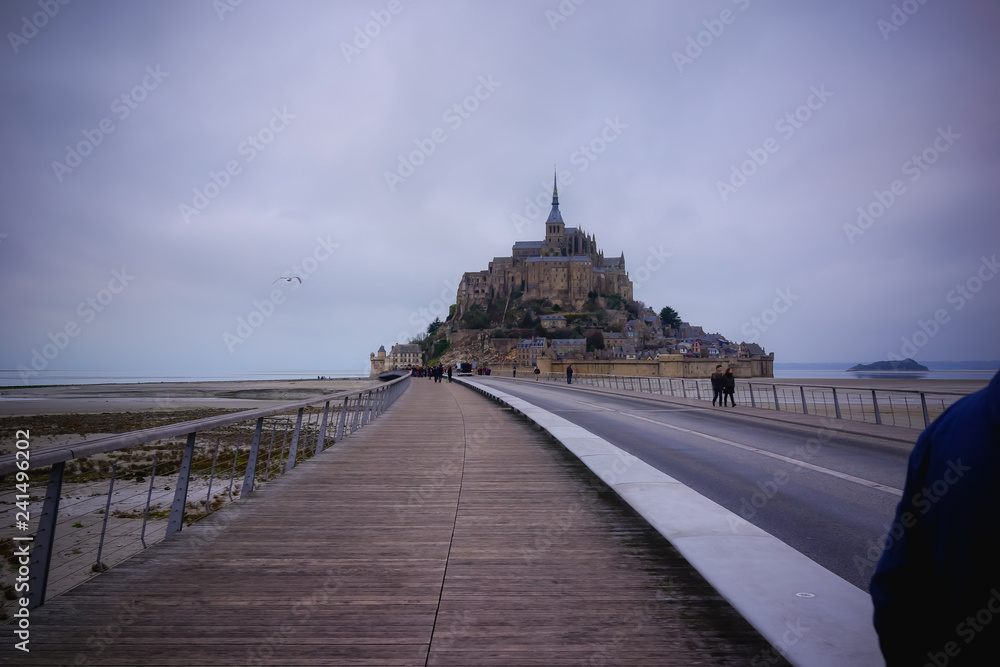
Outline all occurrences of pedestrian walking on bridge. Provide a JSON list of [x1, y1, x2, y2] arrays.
[[722, 368, 736, 406], [711, 365, 724, 406]]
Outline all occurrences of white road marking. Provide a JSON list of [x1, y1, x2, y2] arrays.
[[621, 410, 903, 497], [498, 380, 904, 496]]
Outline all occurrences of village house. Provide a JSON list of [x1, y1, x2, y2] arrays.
[[551, 338, 587, 359], [540, 314, 567, 330], [516, 337, 549, 368]]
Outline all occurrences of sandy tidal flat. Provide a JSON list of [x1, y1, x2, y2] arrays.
[[0, 377, 380, 416]]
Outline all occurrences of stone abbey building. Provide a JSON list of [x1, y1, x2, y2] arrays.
[[455, 175, 633, 319]]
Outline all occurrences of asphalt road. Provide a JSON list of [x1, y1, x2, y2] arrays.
[[476, 376, 916, 591]]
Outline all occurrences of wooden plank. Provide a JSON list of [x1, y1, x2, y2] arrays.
[[0, 381, 785, 666]]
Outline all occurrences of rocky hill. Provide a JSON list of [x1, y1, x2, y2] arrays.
[[848, 358, 929, 372]]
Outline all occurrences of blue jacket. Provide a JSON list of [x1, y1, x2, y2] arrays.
[[870, 370, 1000, 665]]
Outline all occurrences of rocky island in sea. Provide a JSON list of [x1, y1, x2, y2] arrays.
[[848, 358, 930, 372]]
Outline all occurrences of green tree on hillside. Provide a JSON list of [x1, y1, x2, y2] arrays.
[[659, 306, 681, 329], [586, 330, 605, 351], [427, 318, 443, 335], [461, 305, 490, 329]]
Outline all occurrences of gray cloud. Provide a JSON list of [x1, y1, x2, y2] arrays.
[[2, 0, 998, 381]]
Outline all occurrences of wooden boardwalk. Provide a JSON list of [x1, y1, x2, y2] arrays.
[[3, 380, 782, 666]]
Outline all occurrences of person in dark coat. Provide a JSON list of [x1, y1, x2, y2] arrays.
[[870, 369, 1000, 665], [710, 364, 725, 406], [446, 366, 452, 383], [566, 365, 573, 384], [721, 368, 736, 406]]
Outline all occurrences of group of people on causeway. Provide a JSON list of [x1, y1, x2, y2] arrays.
[[409, 365, 452, 383], [407, 364, 500, 382], [710, 365, 736, 406]]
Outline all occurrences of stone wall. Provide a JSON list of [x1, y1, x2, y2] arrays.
[[510, 355, 773, 378], [490, 338, 520, 356]]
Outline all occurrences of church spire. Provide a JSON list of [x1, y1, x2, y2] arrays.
[[546, 166, 563, 224]]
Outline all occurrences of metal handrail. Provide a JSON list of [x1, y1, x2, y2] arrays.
[[3, 374, 410, 609], [0, 384, 400, 475], [492, 369, 974, 430]]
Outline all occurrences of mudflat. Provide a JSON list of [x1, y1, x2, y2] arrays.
[[0, 378, 379, 416]]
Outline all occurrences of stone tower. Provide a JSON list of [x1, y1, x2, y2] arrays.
[[543, 171, 565, 254], [369, 344, 386, 377]]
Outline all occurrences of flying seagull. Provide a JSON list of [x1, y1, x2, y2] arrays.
[[272, 276, 302, 284]]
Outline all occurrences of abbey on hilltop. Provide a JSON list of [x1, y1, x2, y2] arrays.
[[454, 173, 633, 320], [370, 171, 773, 379]]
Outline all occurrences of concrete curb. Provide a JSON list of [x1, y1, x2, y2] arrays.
[[457, 377, 884, 667]]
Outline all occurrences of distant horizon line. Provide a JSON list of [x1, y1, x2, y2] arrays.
[[774, 361, 999, 369], [3, 361, 999, 374]]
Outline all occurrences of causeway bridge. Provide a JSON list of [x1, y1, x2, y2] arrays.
[[1, 373, 968, 665]]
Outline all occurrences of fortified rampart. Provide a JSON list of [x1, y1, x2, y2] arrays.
[[530, 355, 773, 378]]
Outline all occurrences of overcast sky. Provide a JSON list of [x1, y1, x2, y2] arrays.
[[2, 0, 998, 380]]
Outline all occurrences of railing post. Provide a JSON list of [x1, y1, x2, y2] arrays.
[[695, 382, 702, 401], [241, 416, 265, 495], [316, 401, 331, 453], [95, 462, 117, 572], [351, 395, 364, 432], [227, 435, 240, 500], [286, 408, 304, 472], [772, 385, 781, 411], [920, 392, 930, 428], [749, 382, 756, 408], [872, 389, 882, 425], [681, 381, 687, 398], [141, 453, 158, 546], [833, 388, 841, 420], [206, 437, 221, 513], [335, 397, 348, 442], [263, 421, 277, 481], [800, 386, 809, 415], [657, 378, 663, 395], [359, 392, 370, 426], [167, 432, 197, 537], [668, 378, 674, 396], [307, 410, 318, 453], [28, 461, 65, 609]]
